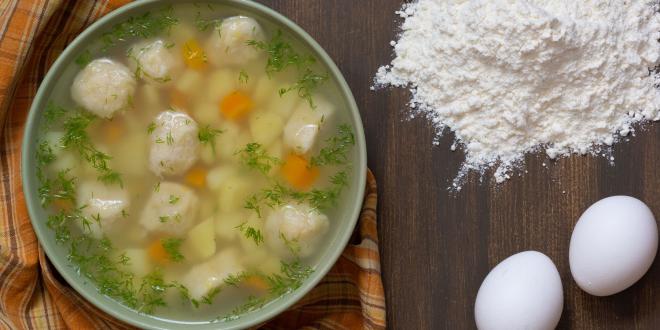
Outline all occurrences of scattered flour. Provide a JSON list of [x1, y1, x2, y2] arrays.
[[375, 0, 660, 184]]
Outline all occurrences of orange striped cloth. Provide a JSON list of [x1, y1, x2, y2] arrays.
[[0, 1, 386, 329]]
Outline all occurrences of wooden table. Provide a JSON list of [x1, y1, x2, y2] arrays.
[[258, 1, 660, 328]]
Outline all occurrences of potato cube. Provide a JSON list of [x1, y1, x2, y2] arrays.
[[182, 219, 216, 262]]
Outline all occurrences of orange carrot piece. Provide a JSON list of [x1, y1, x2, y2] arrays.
[[103, 120, 123, 143], [182, 39, 207, 70], [185, 167, 207, 188], [220, 91, 253, 120], [147, 240, 169, 265], [244, 276, 269, 291], [281, 154, 319, 190], [170, 89, 188, 110]]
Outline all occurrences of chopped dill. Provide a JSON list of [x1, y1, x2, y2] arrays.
[[197, 125, 223, 153], [194, 12, 222, 32], [278, 69, 328, 108], [75, 49, 92, 67], [219, 260, 313, 321], [136, 270, 173, 313], [101, 6, 178, 51], [59, 110, 123, 187], [244, 195, 262, 218], [238, 70, 249, 84], [147, 122, 157, 134], [161, 238, 184, 262], [165, 130, 174, 145], [224, 271, 251, 287], [159, 215, 169, 223], [310, 124, 355, 166], [280, 232, 301, 256], [247, 29, 327, 107], [154, 181, 161, 192], [168, 195, 180, 205], [236, 142, 280, 175], [201, 286, 222, 305], [43, 102, 67, 128], [247, 30, 314, 75], [38, 169, 76, 207], [235, 222, 264, 245]]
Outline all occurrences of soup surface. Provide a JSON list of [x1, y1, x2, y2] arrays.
[[34, 3, 355, 322]]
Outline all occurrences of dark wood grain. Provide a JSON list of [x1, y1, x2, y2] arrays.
[[256, 1, 660, 329]]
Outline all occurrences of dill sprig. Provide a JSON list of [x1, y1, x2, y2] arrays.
[[198, 125, 223, 153], [235, 222, 264, 245], [236, 143, 280, 175], [43, 102, 67, 128], [224, 271, 251, 287], [244, 195, 262, 218], [161, 238, 185, 262], [310, 124, 355, 166], [247, 30, 314, 75], [280, 232, 301, 256], [247, 30, 328, 107], [278, 69, 328, 108], [101, 6, 178, 51], [60, 111, 123, 187], [219, 260, 313, 321], [38, 168, 77, 208], [194, 12, 222, 32]]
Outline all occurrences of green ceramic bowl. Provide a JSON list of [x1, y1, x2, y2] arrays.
[[21, 0, 366, 328]]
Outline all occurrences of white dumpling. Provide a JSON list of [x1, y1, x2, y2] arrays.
[[148, 111, 200, 177], [76, 181, 129, 238], [283, 97, 335, 155], [139, 182, 199, 235], [264, 203, 329, 258], [71, 58, 136, 118], [179, 248, 245, 300], [128, 39, 180, 83], [206, 16, 264, 66]]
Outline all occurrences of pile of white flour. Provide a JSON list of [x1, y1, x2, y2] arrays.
[[375, 0, 660, 184]]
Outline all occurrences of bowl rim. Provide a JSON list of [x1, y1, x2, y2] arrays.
[[20, 0, 367, 329]]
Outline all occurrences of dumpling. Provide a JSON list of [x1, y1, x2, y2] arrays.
[[206, 16, 264, 66], [283, 96, 335, 155], [71, 58, 136, 118], [139, 182, 199, 235], [148, 111, 200, 177], [127, 39, 180, 83], [76, 181, 129, 238], [179, 248, 245, 300], [264, 203, 329, 258]]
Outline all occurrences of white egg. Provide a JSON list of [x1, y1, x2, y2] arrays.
[[569, 196, 658, 296], [474, 251, 563, 330]]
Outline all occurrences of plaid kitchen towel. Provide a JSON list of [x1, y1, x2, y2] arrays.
[[0, 1, 386, 329]]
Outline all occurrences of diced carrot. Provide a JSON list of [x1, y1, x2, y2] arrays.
[[281, 154, 319, 190], [103, 120, 123, 143], [170, 89, 188, 110], [185, 166, 207, 188], [244, 275, 269, 292], [182, 39, 208, 70], [148, 240, 169, 265], [220, 91, 253, 120]]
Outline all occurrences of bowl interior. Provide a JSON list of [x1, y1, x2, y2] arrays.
[[21, 0, 367, 328]]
